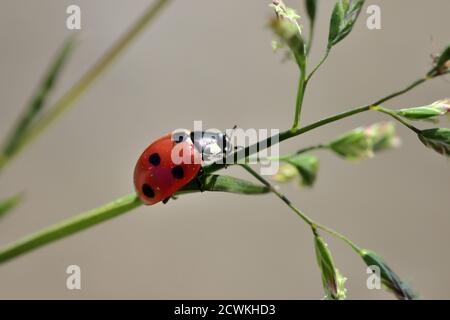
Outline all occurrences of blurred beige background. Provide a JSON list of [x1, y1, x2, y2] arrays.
[[0, 0, 449, 299]]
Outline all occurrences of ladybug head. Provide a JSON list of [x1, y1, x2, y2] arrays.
[[190, 131, 233, 163]]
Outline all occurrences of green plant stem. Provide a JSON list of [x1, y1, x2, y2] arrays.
[[372, 77, 429, 106], [241, 164, 315, 227], [292, 72, 307, 130], [0, 193, 142, 264], [306, 48, 330, 83], [253, 144, 327, 162], [314, 223, 361, 253], [0, 155, 6, 172], [242, 162, 416, 300], [207, 73, 444, 174], [291, 47, 331, 130], [371, 106, 421, 134], [283, 144, 328, 159], [0, 193, 24, 219], [241, 164, 361, 253], [0, 0, 172, 173], [205, 104, 372, 174]]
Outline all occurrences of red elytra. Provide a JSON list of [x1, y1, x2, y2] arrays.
[[134, 133, 202, 205]]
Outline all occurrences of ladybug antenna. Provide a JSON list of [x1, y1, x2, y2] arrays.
[[227, 125, 238, 140]]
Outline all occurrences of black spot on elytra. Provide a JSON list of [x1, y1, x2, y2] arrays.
[[171, 166, 184, 179], [148, 153, 161, 166], [142, 184, 155, 198]]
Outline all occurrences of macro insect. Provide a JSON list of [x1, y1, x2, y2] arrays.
[[134, 129, 233, 205]]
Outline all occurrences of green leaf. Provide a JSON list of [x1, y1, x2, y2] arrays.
[[418, 128, 450, 156], [328, 0, 365, 49], [429, 44, 450, 76], [1, 36, 76, 157], [397, 99, 449, 121], [329, 122, 400, 160], [436, 45, 450, 69], [269, 1, 306, 70], [0, 193, 24, 219], [314, 234, 347, 300], [305, 0, 317, 25], [285, 154, 319, 186], [360, 249, 418, 300], [180, 174, 270, 195], [329, 127, 373, 160]]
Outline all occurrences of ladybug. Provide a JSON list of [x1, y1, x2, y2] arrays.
[[134, 129, 232, 205]]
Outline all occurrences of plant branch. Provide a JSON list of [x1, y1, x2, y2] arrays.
[[0, 175, 273, 264], [241, 164, 362, 253], [297, 143, 327, 153], [253, 144, 326, 162], [0, 0, 172, 173], [241, 164, 315, 227], [0, 72, 444, 264], [283, 143, 328, 159], [314, 223, 361, 253], [1, 36, 76, 162], [242, 164, 417, 300], [0, 193, 24, 219], [207, 72, 447, 174], [0, 193, 142, 264], [372, 77, 429, 106], [292, 71, 307, 129], [371, 106, 421, 134], [204, 104, 372, 174], [306, 48, 330, 83]]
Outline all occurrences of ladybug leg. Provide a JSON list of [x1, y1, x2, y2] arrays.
[[195, 177, 204, 192], [223, 153, 228, 169], [163, 195, 178, 204], [223, 145, 243, 169], [195, 168, 205, 192], [224, 125, 238, 168]]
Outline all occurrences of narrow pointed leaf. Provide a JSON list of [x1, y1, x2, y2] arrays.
[[305, 0, 317, 25], [329, 122, 399, 160], [429, 44, 450, 76], [1, 36, 76, 158], [436, 45, 450, 69], [0, 193, 24, 218], [360, 249, 418, 300], [180, 174, 269, 195], [328, 0, 365, 49], [418, 128, 450, 156], [397, 99, 449, 121], [285, 154, 319, 186], [329, 127, 373, 160], [314, 234, 347, 300]]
